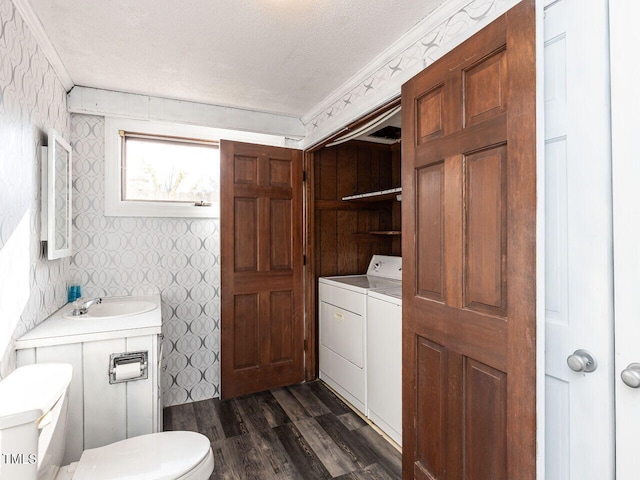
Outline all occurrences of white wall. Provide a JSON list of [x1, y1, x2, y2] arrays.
[[0, 0, 71, 377]]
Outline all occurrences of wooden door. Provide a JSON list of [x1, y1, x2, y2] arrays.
[[401, 1, 536, 479], [220, 140, 304, 399]]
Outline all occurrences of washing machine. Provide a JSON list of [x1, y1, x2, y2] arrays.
[[367, 286, 402, 445]]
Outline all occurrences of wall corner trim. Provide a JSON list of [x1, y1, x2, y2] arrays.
[[12, 0, 74, 91]]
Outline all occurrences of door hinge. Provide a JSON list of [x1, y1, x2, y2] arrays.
[[303, 254, 307, 265], [304, 339, 308, 351], [302, 171, 307, 182]]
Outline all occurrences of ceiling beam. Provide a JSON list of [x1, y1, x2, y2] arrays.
[[67, 87, 306, 140]]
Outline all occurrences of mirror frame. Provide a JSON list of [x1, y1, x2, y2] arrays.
[[41, 129, 73, 260]]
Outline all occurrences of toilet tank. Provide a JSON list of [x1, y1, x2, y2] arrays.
[[0, 363, 72, 480]]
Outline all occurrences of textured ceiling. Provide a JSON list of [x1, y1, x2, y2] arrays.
[[28, 0, 444, 117]]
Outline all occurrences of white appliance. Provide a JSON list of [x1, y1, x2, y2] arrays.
[[0, 363, 214, 480], [367, 286, 402, 445], [318, 255, 402, 414]]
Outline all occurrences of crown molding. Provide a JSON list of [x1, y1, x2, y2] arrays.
[[300, 0, 470, 126], [12, 0, 74, 91], [300, 0, 520, 146]]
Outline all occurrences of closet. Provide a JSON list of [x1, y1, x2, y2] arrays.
[[304, 106, 402, 379], [313, 140, 401, 276]]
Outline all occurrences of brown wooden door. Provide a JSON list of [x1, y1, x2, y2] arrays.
[[401, 1, 536, 479], [220, 140, 304, 399]]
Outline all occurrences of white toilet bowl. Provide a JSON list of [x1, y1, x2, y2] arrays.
[[56, 431, 214, 480], [0, 363, 214, 480]]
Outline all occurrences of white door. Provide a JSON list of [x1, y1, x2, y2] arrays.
[[543, 0, 615, 478], [611, 2, 640, 479]]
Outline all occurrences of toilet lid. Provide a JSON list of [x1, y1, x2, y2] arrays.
[[73, 431, 211, 480]]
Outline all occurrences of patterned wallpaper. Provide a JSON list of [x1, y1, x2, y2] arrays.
[[303, 0, 516, 138], [70, 114, 220, 406], [0, 0, 71, 377]]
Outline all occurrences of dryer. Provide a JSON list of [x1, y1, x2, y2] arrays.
[[318, 255, 401, 413]]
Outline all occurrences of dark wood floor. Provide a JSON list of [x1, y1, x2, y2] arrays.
[[163, 380, 402, 480]]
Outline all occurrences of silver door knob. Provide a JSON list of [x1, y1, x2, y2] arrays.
[[567, 349, 598, 373], [621, 363, 640, 388]]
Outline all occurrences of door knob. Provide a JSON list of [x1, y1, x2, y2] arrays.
[[567, 349, 598, 373], [621, 363, 640, 388]]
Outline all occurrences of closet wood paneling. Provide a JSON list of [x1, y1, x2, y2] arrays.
[[314, 141, 399, 279]]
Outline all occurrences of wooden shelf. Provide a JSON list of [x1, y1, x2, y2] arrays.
[[368, 230, 401, 235], [315, 200, 382, 211], [352, 231, 401, 242], [352, 233, 394, 242], [342, 187, 401, 202]]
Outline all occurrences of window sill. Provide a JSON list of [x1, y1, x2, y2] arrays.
[[104, 199, 218, 218]]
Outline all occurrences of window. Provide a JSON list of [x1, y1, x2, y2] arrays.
[[121, 132, 219, 204], [105, 118, 221, 218], [105, 117, 291, 218]]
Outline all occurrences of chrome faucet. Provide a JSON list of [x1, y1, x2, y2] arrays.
[[70, 297, 103, 316]]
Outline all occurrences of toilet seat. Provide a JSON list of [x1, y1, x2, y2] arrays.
[[70, 431, 213, 480]]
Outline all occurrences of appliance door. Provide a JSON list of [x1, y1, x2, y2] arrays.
[[318, 280, 367, 412], [319, 300, 364, 368], [367, 294, 402, 444]]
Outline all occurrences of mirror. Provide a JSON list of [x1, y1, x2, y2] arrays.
[[41, 129, 72, 260]]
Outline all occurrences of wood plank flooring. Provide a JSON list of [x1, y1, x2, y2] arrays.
[[163, 380, 402, 480]]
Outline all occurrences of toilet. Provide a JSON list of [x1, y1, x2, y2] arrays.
[[0, 363, 214, 480]]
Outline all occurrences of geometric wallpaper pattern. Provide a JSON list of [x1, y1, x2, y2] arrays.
[[0, 0, 71, 377], [304, 0, 511, 135], [70, 114, 220, 406]]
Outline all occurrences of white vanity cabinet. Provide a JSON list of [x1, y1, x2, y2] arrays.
[[15, 295, 163, 464]]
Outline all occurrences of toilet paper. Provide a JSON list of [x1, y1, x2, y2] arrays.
[[114, 362, 142, 381]]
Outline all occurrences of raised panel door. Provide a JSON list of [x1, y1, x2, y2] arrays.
[[221, 141, 304, 398], [402, 2, 536, 478]]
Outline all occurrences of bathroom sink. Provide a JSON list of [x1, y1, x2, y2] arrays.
[[64, 300, 157, 319]]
